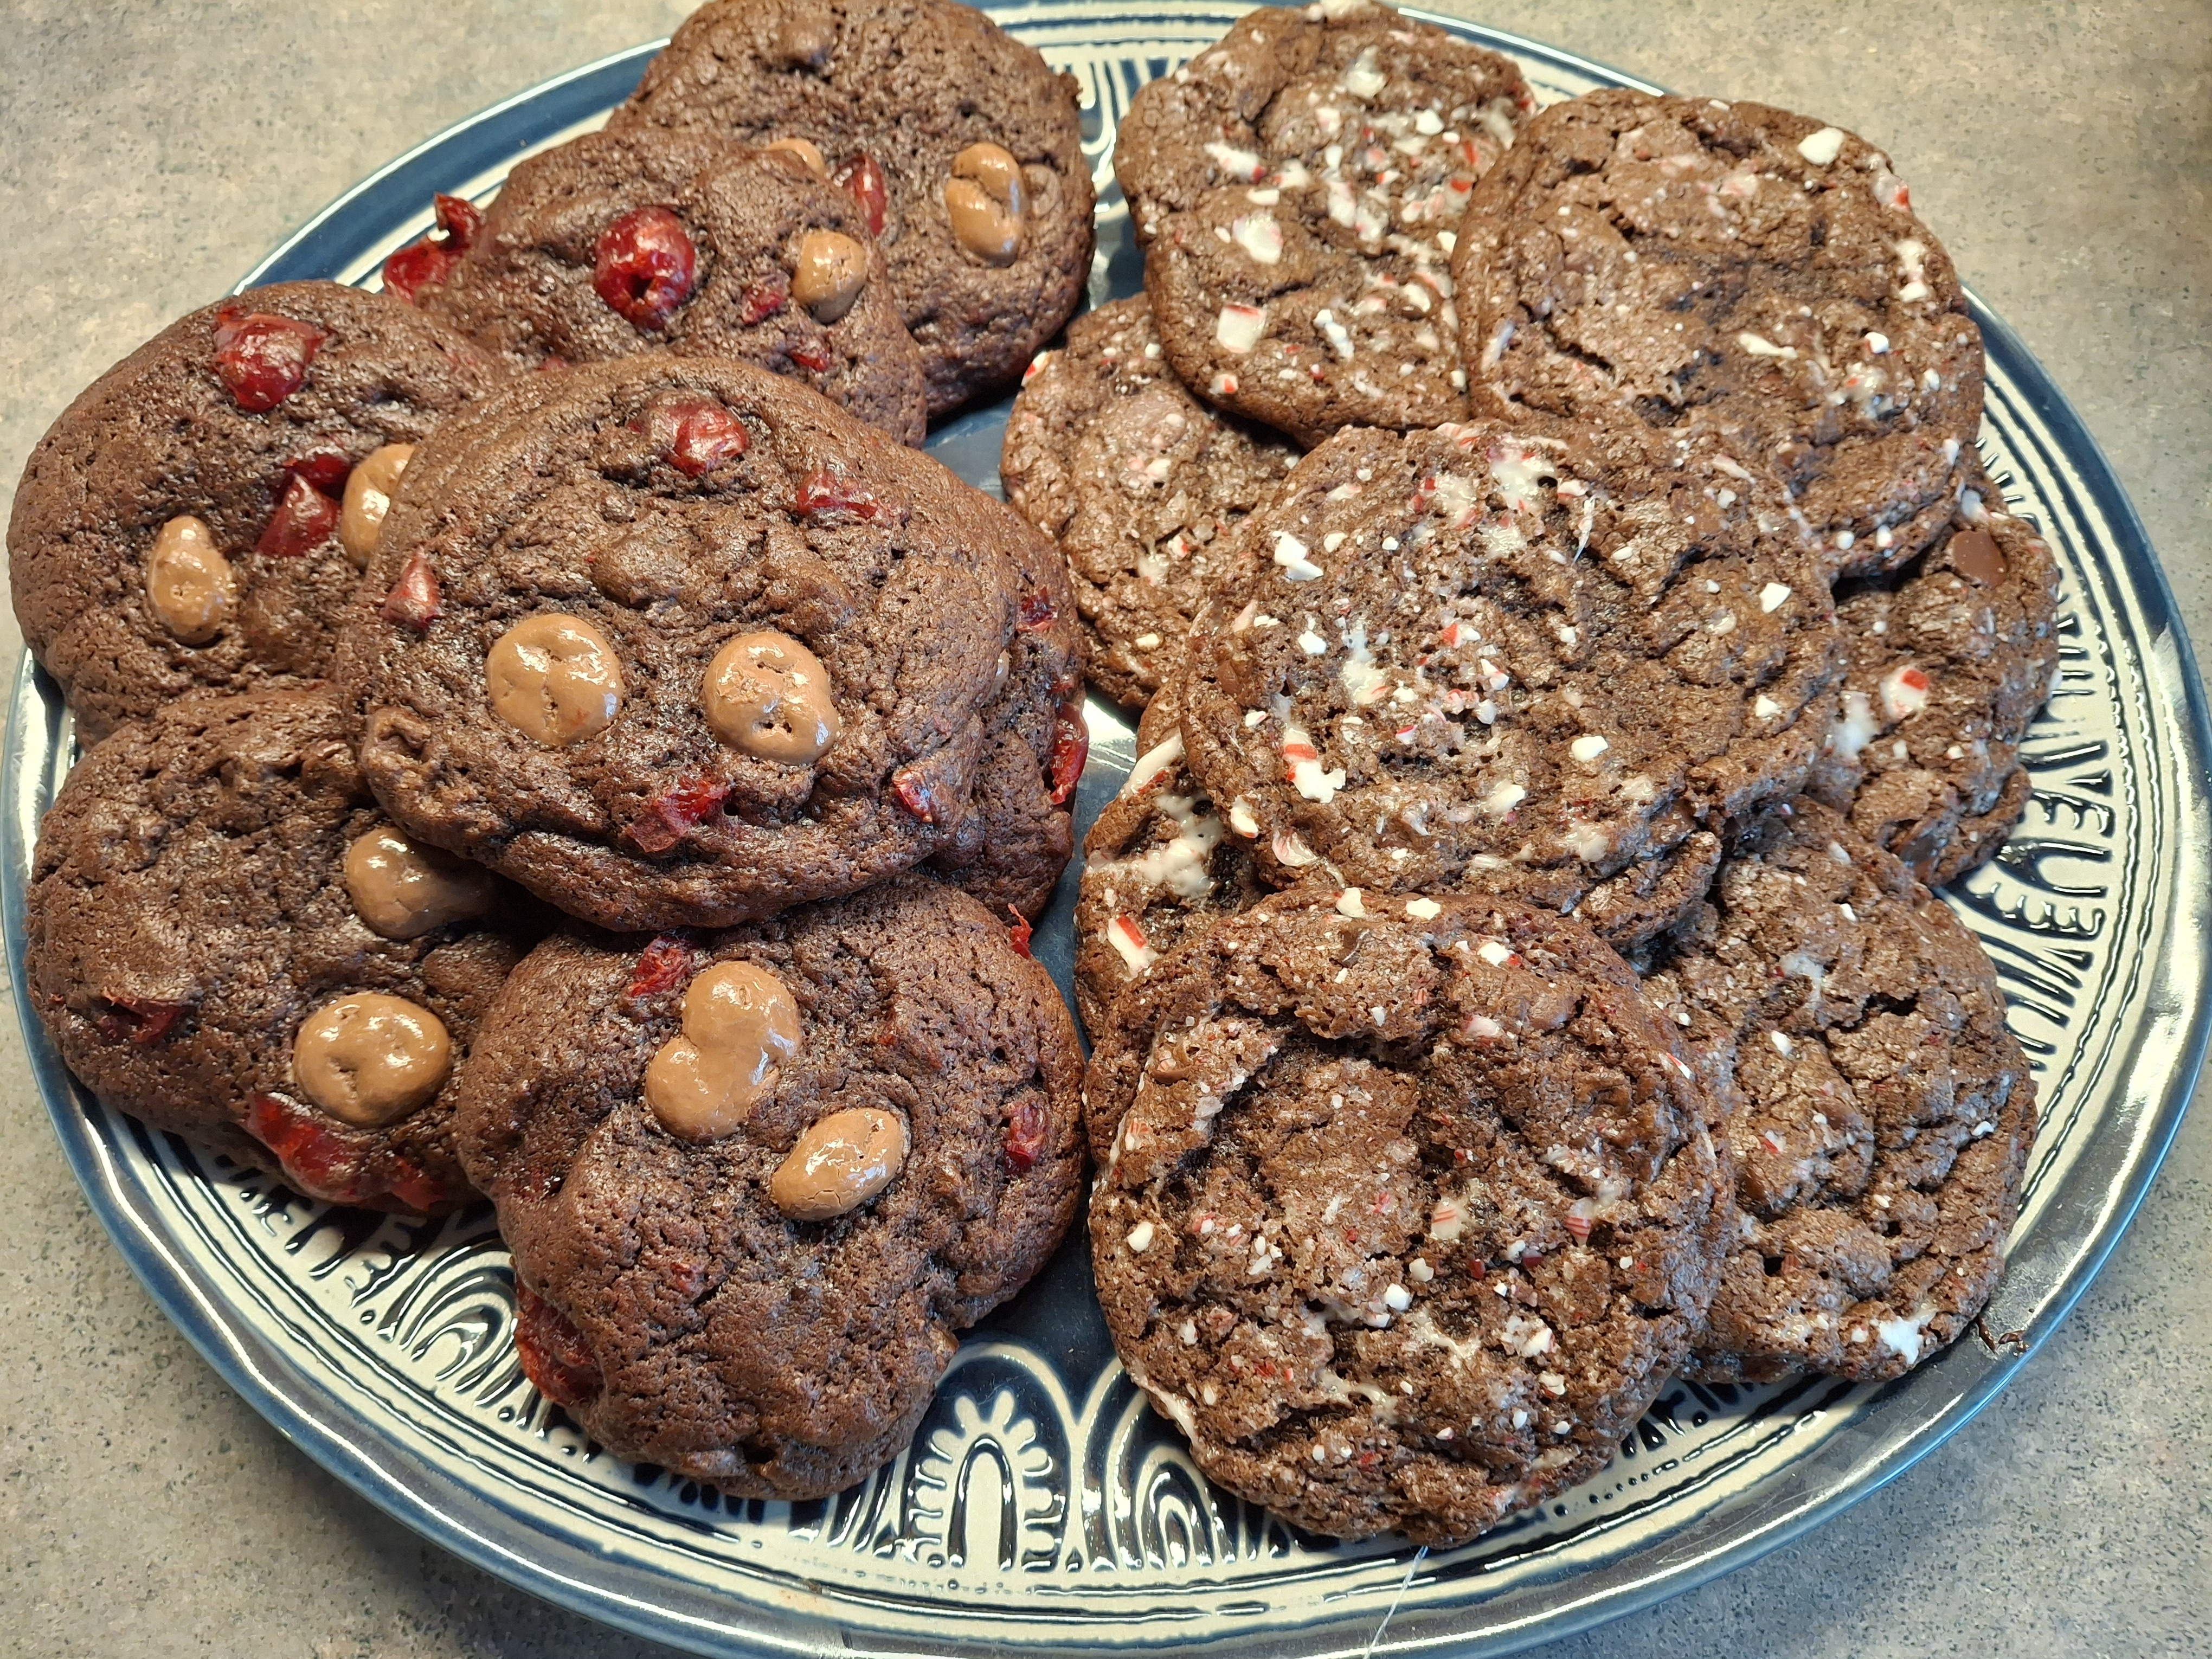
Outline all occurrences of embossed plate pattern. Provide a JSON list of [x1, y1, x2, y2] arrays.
[[5, 5, 2206, 1656]]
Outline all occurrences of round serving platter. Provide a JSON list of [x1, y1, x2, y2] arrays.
[[6, 5, 2206, 1655]]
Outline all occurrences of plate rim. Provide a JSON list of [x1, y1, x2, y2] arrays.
[[9, 4, 2208, 1655]]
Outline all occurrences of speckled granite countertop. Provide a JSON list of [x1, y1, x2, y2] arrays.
[[1, 3, 2205, 1655]]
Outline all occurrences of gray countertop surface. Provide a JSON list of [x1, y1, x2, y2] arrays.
[[2, 3, 2206, 1655]]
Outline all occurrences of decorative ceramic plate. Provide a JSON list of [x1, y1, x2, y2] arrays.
[[7, 5, 2207, 1655]]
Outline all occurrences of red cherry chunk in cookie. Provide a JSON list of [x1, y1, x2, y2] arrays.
[[792, 467, 885, 523], [1047, 696, 1089, 805], [285, 448, 353, 496], [380, 550, 441, 629], [737, 279, 789, 326], [890, 764, 941, 823], [94, 993, 190, 1047], [628, 774, 730, 854], [833, 152, 889, 236], [1017, 590, 1057, 632], [243, 1091, 451, 1213], [513, 1281, 603, 1409], [668, 400, 749, 477], [381, 192, 484, 304], [593, 206, 697, 331], [623, 934, 696, 1002], [257, 473, 340, 558], [213, 311, 326, 412], [1004, 1099, 1047, 1172]]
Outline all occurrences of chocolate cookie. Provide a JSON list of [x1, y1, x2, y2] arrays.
[[1116, 0, 1529, 443], [25, 689, 534, 1213], [1001, 297, 1300, 708], [1072, 674, 1270, 1034], [1175, 417, 1840, 944], [1453, 88, 1984, 577], [613, 0, 1094, 416], [397, 127, 927, 444], [8, 281, 500, 741], [921, 515, 1087, 921], [340, 355, 1053, 930], [454, 875, 1085, 1497], [1086, 888, 1727, 1546], [1638, 799, 2034, 1383], [1808, 462, 2060, 884]]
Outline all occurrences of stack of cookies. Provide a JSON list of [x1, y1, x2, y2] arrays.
[[10, 0, 1100, 1505], [1008, 2, 2050, 1545]]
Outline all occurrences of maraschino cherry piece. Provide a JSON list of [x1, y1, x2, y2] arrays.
[[832, 152, 889, 236], [594, 206, 697, 331], [213, 311, 326, 412], [668, 400, 749, 477], [380, 550, 441, 629], [513, 1282, 603, 1409], [258, 473, 340, 557], [1004, 1100, 1047, 1172], [1047, 696, 1089, 805], [381, 193, 484, 303]]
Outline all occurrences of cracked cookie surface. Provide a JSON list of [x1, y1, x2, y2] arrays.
[[1086, 886, 1727, 1545], [1638, 798, 2035, 1383], [1454, 88, 1983, 577]]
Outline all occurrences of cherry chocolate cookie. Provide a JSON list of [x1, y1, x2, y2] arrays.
[[613, 0, 1094, 416], [1454, 89, 1984, 577], [1115, 0, 1530, 443], [455, 875, 1084, 1497], [397, 127, 927, 445], [341, 355, 1057, 931], [25, 689, 536, 1213], [1001, 297, 1300, 709], [1809, 461, 2060, 885], [1174, 417, 1840, 947], [1638, 798, 2035, 1383], [921, 501, 1088, 922], [1086, 887, 1728, 1546], [8, 281, 500, 741]]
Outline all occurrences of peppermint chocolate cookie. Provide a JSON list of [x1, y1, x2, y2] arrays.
[[1087, 888, 1727, 1545], [455, 875, 1084, 1497], [400, 128, 927, 444], [1640, 799, 2034, 1383], [1001, 298, 1299, 708], [1175, 418, 1840, 943], [1073, 674, 1270, 1034], [613, 0, 1094, 416], [1116, 0, 1529, 443], [1809, 463, 2060, 884], [1454, 89, 1984, 577], [9, 281, 499, 741], [26, 690, 534, 1213], [340, 355, 1052, 931]]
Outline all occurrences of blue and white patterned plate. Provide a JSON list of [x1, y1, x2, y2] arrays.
[[6, 5, 2207, 1655]]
